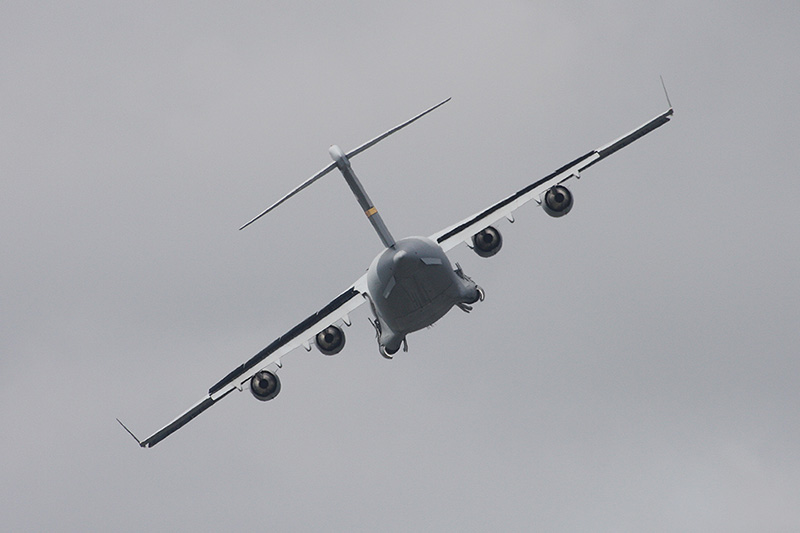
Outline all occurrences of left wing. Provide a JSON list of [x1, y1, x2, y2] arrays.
[[431, 108, 673, 251], [119, 274, 369, 448]]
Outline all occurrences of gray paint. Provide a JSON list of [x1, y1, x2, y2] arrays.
[[367, 236, 482, 353]]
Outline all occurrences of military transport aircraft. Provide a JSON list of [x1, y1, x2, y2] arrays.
[[118, 93, 673, 447]]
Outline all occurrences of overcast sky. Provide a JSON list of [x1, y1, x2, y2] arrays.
[[3, 1, 800, 531]]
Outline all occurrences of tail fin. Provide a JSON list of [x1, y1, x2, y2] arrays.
[[240, 98, 451, 231]]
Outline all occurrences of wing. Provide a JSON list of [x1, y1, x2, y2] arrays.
[[430, 108, 673, 252], [121, 274, 369, 448]]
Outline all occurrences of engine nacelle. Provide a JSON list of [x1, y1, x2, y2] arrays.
[[471, 226, 503, 258], [316, 325, 345, 356], [250, 370, 281, 401], [542, 185, 573, 217]]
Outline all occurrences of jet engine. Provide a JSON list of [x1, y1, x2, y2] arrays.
[[542, 185, 573, 217], [250, 370, 281, 401], [472, 226, 503, 258], [316, 325, 345, 355]]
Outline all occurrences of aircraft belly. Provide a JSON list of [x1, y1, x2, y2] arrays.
[[386, 270, 457, 332]]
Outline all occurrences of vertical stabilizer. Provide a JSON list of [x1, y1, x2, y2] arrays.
[[240, 98, 450, 243], [329, 145, 395, 248]]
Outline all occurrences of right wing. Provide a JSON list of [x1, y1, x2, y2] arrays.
[[119, 274, 369, 448], [430, 108, 673, 252]]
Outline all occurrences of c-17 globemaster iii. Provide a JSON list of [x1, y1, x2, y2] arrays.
[[119, 89, 673, 448]]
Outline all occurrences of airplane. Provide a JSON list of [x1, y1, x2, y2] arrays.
[[118, 92, 673, 447]]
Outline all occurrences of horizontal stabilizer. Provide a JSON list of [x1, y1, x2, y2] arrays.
[[240, 98, 451, 230], [344, 97, 450, 160], [240, 162, 337, 230]]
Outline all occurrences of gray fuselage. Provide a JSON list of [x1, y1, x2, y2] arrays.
[[327, 142, 481, 355], [366, 236, 481, 354]]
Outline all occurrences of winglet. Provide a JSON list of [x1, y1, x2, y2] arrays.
[[660, 76, 673, 110], [116, 418, 144, 447]]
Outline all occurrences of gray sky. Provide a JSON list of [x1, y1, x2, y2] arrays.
[[3, 1, 799, 531]]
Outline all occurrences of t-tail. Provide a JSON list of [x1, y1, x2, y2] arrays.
[[239, 98, 452, 249]]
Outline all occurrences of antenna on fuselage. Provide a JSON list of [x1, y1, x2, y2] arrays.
[[239, 98, 451, 240]]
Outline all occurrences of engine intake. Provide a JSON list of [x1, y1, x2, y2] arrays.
[[250, 370, 281, 401], [316, 325, 345, 355], [472, 226, 503, 258], [542, 185, 573, 217]]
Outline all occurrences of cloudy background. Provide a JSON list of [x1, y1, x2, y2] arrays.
[[3, 1, 799, 531]]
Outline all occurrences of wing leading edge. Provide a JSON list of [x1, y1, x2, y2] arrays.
[[124, 275, 368, 448], [431, 108, 673, 251]]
